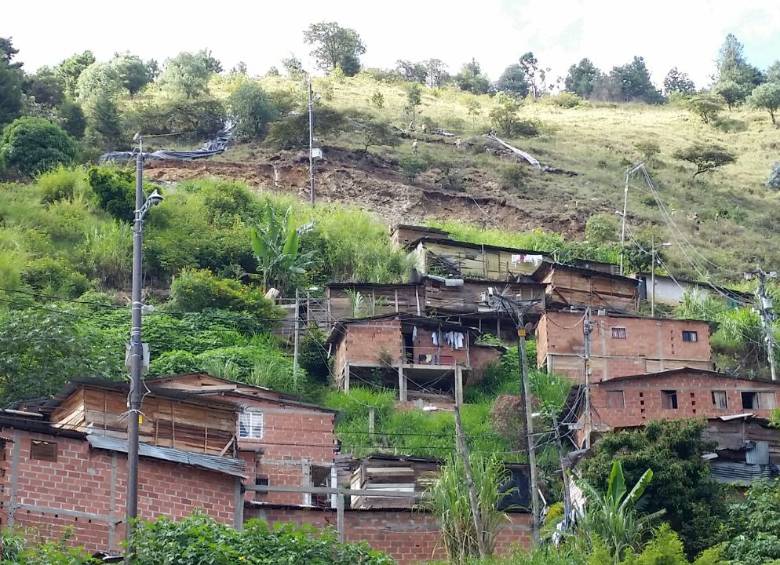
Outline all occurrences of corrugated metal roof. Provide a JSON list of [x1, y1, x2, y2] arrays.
[[709, 461, 778, 485], [87, 434, 245, 478]]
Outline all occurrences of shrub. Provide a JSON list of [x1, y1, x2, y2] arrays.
[[399, 154, 429, 182], [748, 82, 780, 125], [124, 98, 226, 142], [499, 165, 528, 190], [635, 140, 661, 162], [0, 117, 77, 177], [37, 165, 90, 204], [149, 350, 200, 376], [227, 81, 277, 140], [56, 99, 86, 139], [77, 221, 132, 288], [267, 106, 346, 149], [767, 162, 780, 189], [547, 91, 582, 108], [169, 269, 280, 322], [131, 512, 392, 564], [489, 93, 522, 136], [87, 165, 136, 221], [21, 256, 91, 298], [686, 95, 723, 124], [673, 143, 736, 178], [585, 213, 620, 244], [370, 90, 384, 109]]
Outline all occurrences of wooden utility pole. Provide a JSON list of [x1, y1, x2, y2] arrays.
[[583, 307, 593, 449], [453, 402, 487, 559]]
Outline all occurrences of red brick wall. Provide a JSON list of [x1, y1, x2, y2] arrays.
[[590, 371, 780, 431], [246, 505, 531, 564], [335, 320, 404, 376], [538, 311, 712, 381], [0, 428, 237, 553], [412, 327, 469, 366], [234, 398, 336, 506]]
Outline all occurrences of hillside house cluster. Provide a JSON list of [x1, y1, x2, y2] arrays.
[[1, 373, 530, 563]]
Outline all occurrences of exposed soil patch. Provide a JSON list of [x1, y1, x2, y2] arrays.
[[144, 146, 585, 236]]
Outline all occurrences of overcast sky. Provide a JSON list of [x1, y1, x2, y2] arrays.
[[4, 0, 778, 88]]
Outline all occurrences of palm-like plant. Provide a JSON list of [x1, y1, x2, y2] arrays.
[[249, 203, 313, 293], [578, 460, 664, 563]]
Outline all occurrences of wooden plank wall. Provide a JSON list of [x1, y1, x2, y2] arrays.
[[425, 280, 544, 313], [328, 286, 419, 320], [546, 270, 638, 312], [52, 388, 236, 456], [423, 242, 542, 279]]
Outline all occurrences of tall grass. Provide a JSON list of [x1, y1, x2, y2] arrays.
[[424, 454, 510, 564]]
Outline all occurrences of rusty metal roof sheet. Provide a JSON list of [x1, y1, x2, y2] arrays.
[[87, 434, 246, 478]]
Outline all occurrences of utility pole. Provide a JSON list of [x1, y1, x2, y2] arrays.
[[453, 402, 487, 559], [308, 76, 315, 206], [515, 312, 540, 542], [551, 413, 571, 531], [650, 235, 656, 317], [747, 267, 777, 381], [292, 288, 300, 380], [583, 307, 593, 449], [126, 136, 163, 559], [620, 163, 645, 276]]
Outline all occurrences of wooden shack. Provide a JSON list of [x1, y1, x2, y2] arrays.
[[349, 455, 441, 509], [48, 379, 238, 456], [533, 262, 639, 312], [326, 282, 422, 320], [390, 224, 451, 249], [409, 238, 548, 280]]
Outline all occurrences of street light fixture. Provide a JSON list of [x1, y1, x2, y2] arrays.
[[126, 138, 163, 558]]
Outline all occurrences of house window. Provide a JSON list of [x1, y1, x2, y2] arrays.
[[682, 330, 698, 343], [759, 392, 776, 409], [611, 327, 627, 339], [239, 409, 264, 439], [745, 392, 777, 410], [30, 440, 57, 462], [607, 390, 625, 409], [661, 390, 678, 410], [711, 391, 728, 410]]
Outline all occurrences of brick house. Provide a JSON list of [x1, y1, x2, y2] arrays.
[[537, 310, 713, 382], [149, 373, 338, 508], [326, 313, 503, 404], [568, 368, 780, 447], [0, 380, 246, 553]]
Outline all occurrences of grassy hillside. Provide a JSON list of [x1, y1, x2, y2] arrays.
[[204, 72, 780, 281]]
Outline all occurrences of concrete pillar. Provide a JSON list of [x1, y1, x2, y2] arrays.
[[343, 363, 350, 393], [398, 365, 407, 402]]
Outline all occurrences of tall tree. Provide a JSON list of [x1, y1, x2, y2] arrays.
[[110, 52, 156, 95], [395, 60, 427, 83], [581, 420, 726, 558], [495, 64, 529, 98], [75, 62, 125, 102], [565, 58, 601, 98], [24, 66, 65, 107], [57, 50, 96, 97], [749, 82, 780, 125], [161, 50, 216, 99], [455, 58, 490, 94], [609, 56, 663, 103], [518, 52, 546, 98], [87, 94, 123, 150], [303, 22, 366, 76], [663, 67, 696, 95], [0, 37, 23, 126], [716, 33, 764, 87], [424, 59, 448, 87], [767, 60, 780, 83]]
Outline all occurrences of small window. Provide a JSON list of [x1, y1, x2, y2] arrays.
[[30, 440, 57, 462], [611, 327, 627, 339], [661, 390, 678, 410], [607, 390, 625, 409], [239, 409, 264, 439], [682, 331, 698, 343], [758, 392, 776, 410], [255, 476, 269, 498], [712, 391, 727, 410]]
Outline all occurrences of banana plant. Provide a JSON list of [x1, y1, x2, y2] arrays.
[[249, 203, 314, 294], [578, 460, 664, 563]]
